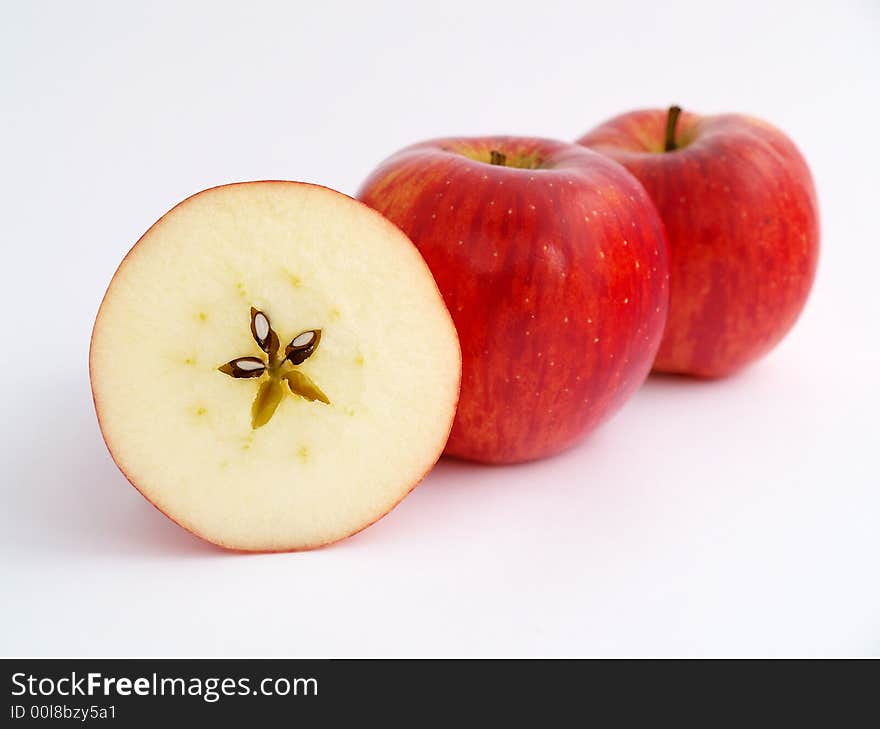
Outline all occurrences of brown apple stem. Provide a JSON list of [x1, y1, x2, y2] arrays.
[[489, 150, 507, 166], [664, 105, 682, 152]]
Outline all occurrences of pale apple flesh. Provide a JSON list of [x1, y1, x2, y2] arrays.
[[90, 182, 461, 551], [578, 110, 819, 377]]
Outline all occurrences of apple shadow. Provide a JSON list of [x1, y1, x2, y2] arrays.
[[10, 372, 526, 560], [338, 430, 612, 552], [6, 372, 222, 559], [339, 363, 775, 553], [644, 370, 727, 390], [12, 368, 638, 560], [636, 366, 767, 406]]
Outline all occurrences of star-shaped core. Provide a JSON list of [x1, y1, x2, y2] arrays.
[[219, 307, 329, 428]]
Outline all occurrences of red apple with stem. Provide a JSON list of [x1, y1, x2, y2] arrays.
[[577, 107, 819, 377], [358, 137, 670, 464]]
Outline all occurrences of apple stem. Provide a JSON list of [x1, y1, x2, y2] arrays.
[[489, 150, 507, 166], [664, 106, 682, 152]]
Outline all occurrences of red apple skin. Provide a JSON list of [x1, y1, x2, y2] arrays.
[[577, 109, 819, 377], [357, 137, 670, 464]]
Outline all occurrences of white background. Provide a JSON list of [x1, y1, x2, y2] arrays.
[[2, 1, 878, 657]]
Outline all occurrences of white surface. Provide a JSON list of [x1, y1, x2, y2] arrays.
[[2, 0, 878, 657]]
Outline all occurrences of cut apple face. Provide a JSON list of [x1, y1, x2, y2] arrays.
[[90, 182, 461, 551]]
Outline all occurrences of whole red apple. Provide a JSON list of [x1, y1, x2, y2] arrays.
[[357, 137, 669, 464], [577, 107, 819, 377]]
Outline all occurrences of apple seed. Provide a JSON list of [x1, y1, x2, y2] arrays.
[[250, 307, 280, 360], [284, 329, 321, 365], [218, 357, 266, 378]]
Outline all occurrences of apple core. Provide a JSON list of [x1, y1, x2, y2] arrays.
[[218, 306, 329, 429]]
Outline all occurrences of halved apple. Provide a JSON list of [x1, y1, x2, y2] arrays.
[[90, 182, 461, 551]]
